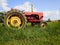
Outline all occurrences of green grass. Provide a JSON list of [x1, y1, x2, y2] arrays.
[[0, 22, 60, 45]]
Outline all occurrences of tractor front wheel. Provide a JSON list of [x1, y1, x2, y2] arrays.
[[40, 22, 47, 28]]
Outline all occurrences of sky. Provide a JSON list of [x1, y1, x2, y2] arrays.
[[0, 0, 60, 20]]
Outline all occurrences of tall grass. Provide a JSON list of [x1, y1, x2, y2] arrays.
[[0, 22, 60, 45]]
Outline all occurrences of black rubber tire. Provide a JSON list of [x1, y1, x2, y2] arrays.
[[3, 9, 27, 30]]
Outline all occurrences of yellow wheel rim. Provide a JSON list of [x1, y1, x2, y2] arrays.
[[41, 23, 46, 28], [10, 16, 21, 27], [6, 15, 22, 29]]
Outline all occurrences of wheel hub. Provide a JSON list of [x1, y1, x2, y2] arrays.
[[13, 20, 18, 24], [10, 16, 21, 27]]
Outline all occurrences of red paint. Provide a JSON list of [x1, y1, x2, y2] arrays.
[[24, 12, 43, 23]]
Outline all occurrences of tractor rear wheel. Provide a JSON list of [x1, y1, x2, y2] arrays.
[[3, 9, 27, 30]]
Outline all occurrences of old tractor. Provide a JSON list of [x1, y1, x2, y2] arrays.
[[0, 8, 47, 30]]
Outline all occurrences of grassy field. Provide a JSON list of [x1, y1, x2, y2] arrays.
[[0, 22, 60, 45]]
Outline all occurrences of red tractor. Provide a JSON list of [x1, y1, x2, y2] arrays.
[[0, 9, 47, 30], [24, 12, 43, 25]]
